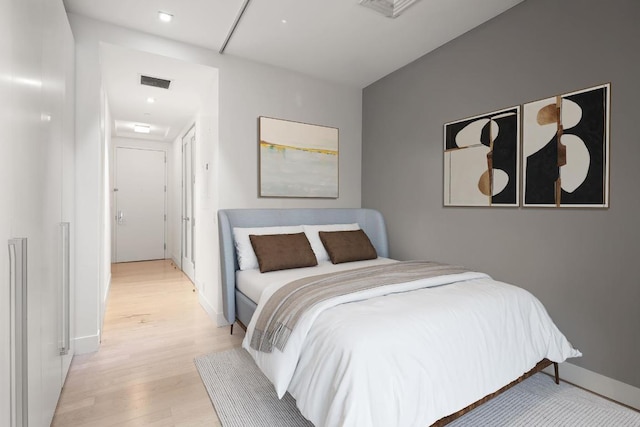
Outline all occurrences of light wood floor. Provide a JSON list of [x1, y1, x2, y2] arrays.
[[52, 260, 244, 427]]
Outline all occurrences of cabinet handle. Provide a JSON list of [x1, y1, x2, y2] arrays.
[[8, 238, 28, 427], [59, 223, 70, 356]]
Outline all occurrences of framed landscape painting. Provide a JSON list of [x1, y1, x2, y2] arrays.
[[259, 116, 339, 198], [522, 83, 610, 208], [444, 106, 520, 207]]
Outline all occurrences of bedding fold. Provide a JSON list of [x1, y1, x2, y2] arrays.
[[251, 261, 471, 353]]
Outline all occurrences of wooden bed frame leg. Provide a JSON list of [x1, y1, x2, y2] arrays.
[[554, 362, 559, 384]]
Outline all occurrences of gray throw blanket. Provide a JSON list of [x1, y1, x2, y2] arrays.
[[250, 261, 471, 353]]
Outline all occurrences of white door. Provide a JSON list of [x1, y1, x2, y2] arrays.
[[0, 7, 14, 421], [182, 126, 195, 281], [60, 11, 75, 382], [115, 147, 166, 262]]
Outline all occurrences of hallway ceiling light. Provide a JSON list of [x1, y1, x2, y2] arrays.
[[359, 0, 423, 18], [147, 97, 155, 103], [133, 124, 151, 134], [158, 11, 173, 23]]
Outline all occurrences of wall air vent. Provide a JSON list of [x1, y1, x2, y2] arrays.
[[140, 75, 171, 89]]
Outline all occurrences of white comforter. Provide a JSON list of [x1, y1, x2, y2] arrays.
[[242, 268, 581, 427]]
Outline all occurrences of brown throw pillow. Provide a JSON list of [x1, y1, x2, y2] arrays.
[[319, 229, 378, 264], [249, 233, 318, 273]]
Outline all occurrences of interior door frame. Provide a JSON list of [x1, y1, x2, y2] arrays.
[[181, 125, 196, 281]]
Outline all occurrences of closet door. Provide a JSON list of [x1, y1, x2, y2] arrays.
[[60, 5, 75, 380], [39, 0, 66, 420], [10, 0, 48, 424], [1, 0, 74, 425], [1, 1, 15, 422]]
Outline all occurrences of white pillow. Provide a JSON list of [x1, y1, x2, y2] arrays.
[[233, 226, 304, 271], [302, 223, 360, 262]]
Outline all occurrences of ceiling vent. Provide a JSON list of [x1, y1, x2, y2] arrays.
[[359, 0, 423, 18], [140, 75, 172, 89]]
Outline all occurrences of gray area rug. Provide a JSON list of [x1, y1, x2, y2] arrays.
[[195, 348, 640, 427]]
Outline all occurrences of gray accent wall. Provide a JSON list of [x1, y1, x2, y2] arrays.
[[362, 0, 640, 388]]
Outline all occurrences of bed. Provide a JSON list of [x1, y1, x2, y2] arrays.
[[218, 208, 581, 426]]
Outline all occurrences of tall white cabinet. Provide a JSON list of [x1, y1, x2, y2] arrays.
[[1, 0, 76, 426]]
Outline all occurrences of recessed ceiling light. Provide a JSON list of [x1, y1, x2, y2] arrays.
[[281, 19, 287, 24], [147, 97, 155, 104], [158, 11, 173, 22], [133, 124, 151, 134]]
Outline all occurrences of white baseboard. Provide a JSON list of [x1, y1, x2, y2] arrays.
[[544, 362, 640, 410], [74, 333, 100, 354], [197, 292, 228, 327], [171, 255, 180, 268]]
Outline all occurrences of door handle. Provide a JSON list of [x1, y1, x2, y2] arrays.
[[59, 223, 70, 356], [8, 238, 28, 427], [117, 210, 124, 224]]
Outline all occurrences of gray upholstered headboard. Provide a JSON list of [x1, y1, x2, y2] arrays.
[[218, 208, 389, 326]]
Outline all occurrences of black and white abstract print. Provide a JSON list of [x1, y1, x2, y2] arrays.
[[444, 106, 520, 207], [522, 84, 610, 208]]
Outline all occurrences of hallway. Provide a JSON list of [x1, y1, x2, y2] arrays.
[[52, 260, 244, 426]]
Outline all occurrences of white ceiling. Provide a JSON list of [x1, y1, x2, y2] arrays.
[[64, 0, 523, 88], [100, 43, 217, 142], [65, 0, 524, 143]]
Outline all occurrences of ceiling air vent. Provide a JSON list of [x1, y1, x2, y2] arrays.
[[359, 0, 423, 18], [140, 75, 171, 89]]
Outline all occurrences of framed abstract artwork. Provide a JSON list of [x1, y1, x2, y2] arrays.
[[259, 116, 339, 198], [522, 83, 610, 208], [444, 106, 520, 207]]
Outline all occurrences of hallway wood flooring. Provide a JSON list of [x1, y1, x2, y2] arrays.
[[52, 259, 244, 426]]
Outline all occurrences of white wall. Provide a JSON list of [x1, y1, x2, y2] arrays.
[[195, 104, 221, 322], [68, 13, 363, 351], [73, 17, 103, 353]]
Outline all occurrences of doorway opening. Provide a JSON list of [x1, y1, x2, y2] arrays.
[[99, 42, 218, 308]]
